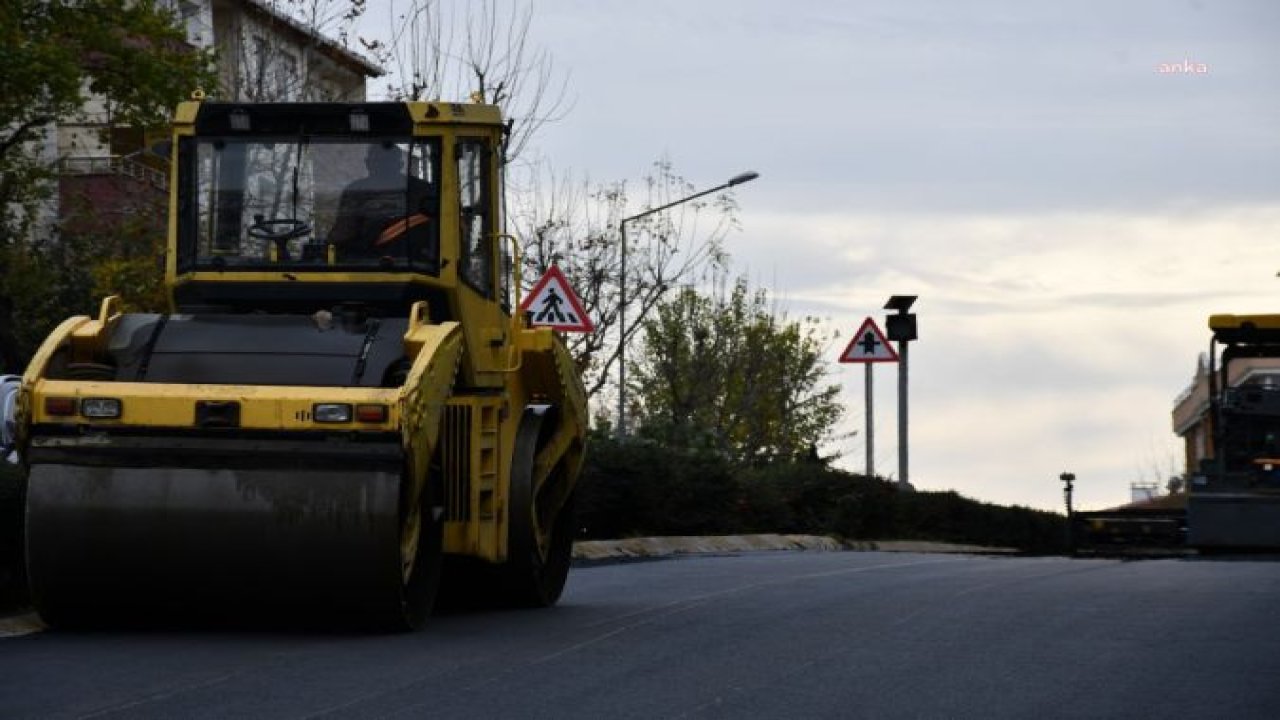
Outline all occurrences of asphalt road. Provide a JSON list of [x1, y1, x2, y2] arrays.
[[2, 551, 1278, 719]]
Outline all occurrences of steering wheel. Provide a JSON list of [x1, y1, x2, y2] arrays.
[[247, 218, 311, 242], [247, 218, 312, 262]]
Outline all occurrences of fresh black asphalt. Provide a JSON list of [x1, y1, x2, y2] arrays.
[[1, 551, 1277, 719]]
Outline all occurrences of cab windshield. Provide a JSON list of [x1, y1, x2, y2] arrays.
[[179, 136, 441, 272]]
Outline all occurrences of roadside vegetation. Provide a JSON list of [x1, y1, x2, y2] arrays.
[[584, 275, 1065, 554], [577, 434, 1067, 555], [0, 0, 217, 370]]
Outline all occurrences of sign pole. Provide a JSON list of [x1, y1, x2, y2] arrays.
[[865, 363, 874, 478], [838, 316, 898, 480], [898, 338, 909, 489]]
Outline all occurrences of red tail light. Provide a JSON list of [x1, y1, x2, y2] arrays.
[[45, 397, 77, 416]]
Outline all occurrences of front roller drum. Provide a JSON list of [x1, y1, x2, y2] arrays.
[[26, 464, 440, 629], [438, 405, 578, 610], [502, 405, 578, 607]]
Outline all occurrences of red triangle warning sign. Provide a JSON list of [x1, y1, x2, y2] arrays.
[[520, 265, 595, 332], [838, 317, 899, 363]]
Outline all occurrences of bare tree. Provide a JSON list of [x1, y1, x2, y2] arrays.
[[364, 2, 744, 414], [366, 0, 570, 163], [511, 157, 741, 401]]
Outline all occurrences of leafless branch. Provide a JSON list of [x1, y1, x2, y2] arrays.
[[370, 0, 571, 164]]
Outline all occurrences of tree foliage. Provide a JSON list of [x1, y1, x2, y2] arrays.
[[0, 188, 169, 373], [0, 0, 214, 163], [0, 0, 214, 372], [631, 278, 844, 465]]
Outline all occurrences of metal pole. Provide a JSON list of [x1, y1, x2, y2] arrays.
[[883, 294, 916, 490], [617, 221, 628, 439], [865, 363, 874, 478], [898, 338, 908, 488], [1060, 472, 1075, 552]]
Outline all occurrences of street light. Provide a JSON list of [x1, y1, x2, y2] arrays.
[[616, 170, 759, 437]]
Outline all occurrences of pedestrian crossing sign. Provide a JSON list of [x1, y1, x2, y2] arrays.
[[838, 317, 899, 363], [520, 265, 595, 332]]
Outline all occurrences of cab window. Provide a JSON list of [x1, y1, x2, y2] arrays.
[[456, 139, 492, 296]]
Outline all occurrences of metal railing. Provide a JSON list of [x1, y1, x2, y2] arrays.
[[58, 155, 168, 191]]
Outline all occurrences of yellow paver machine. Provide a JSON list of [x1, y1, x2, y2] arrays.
[[1187, 314, 1280, 549], [1, 100, 587, 628]]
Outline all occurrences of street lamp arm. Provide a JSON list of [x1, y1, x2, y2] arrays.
[[620, 170, 760, 227]]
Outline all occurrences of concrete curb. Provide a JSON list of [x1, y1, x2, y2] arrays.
[[572, 535, 1015, 562]]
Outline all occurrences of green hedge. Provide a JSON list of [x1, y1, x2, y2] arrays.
[[574, 436, 744, 538], [578, 434, 1067, 553]]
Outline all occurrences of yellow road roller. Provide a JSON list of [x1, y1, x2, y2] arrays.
[[1, 100, 588, 629]]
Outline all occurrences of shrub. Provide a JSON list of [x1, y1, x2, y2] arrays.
[[576, 432, 743, 539], [575, 439, 1067, 553]]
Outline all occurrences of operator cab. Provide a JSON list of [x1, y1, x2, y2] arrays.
[[1205, 314, 1280, 488], [180, 135, 441, 271], [169, 102, 504, 317]]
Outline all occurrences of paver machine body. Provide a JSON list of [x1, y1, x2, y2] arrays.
[[2, 100, 588, 628], [1187, 314, 1280, 549]]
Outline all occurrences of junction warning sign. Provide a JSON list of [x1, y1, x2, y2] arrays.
[[520, 265, 594, 332], [838, 317, 898, 363]]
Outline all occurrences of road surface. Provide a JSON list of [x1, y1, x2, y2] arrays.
[[2, 551, 1277, 719]]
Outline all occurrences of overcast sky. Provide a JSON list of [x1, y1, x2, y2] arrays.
[[367, 0, 1280, 511]]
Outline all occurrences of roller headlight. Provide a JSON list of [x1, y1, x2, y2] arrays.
[[80, 397, 122, 419], [313, 403, 353, 423]]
